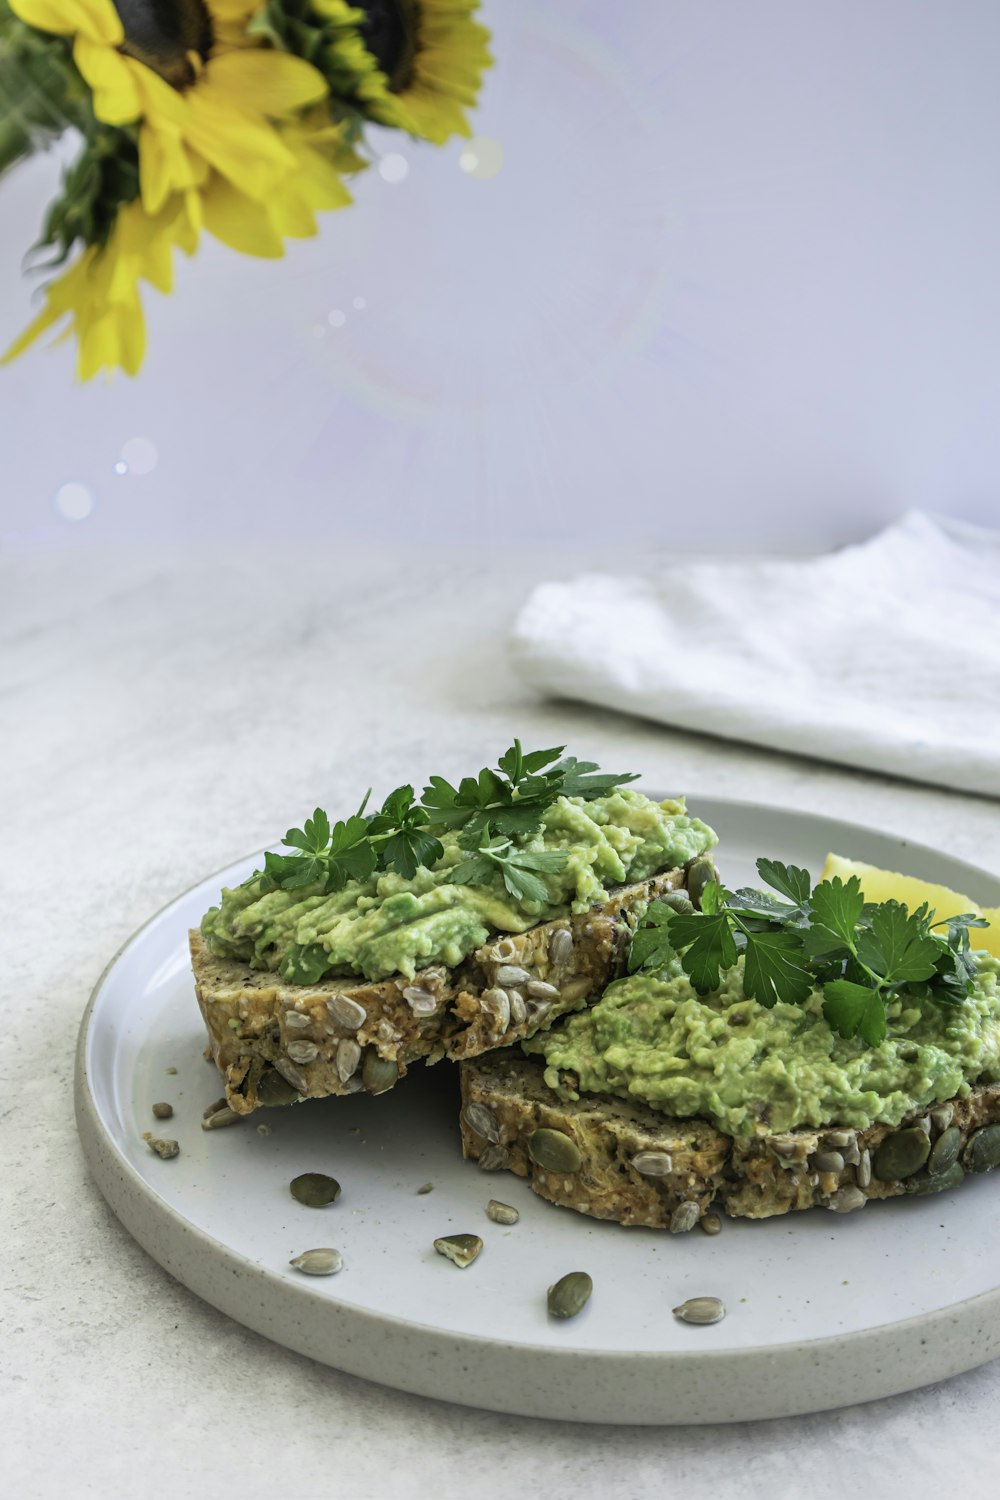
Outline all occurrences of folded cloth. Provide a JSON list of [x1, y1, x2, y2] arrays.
[[510, 511, 1000, 799]]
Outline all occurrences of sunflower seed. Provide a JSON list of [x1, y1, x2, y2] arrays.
[[496, 964, 532, 988], [417, 1182, 434, 1195], [773, 1140, 803, 1159], [286, 1040, 319, 1066], [273, 1057, 309, 1093], [699, 1212, 722, 1236], [672, 1296, 725, 1325], [142, 1133, 179, 1160], [478, 1144, 510, 1171], [857, 1147, 872, 1188], [631, 1150, 674, 1177], [290, 1172, 342, 1208], [528, 1128, 582, 1173], [284, 1011, 312, 1031], [434, 1234, 482, 1268], [842, 1138, 861, 1166], [669, 1201, 700, 1234], [151, 1102, 173, 1120], [548, 929, 574, 965], [492, 938, 518, 962], [362, 1051, 399, 1095], [482, 987, 511, 1032], [326, 995, 366, 1030], [290, 1248, 343, 1276], [336, 1038, 361, 1083], [403, 986, 438, 1015], [462, 1101, 501, 1143], [526, 1000, 552, 1027], [526, 980, 560, 1000], [824, 1130, 853, 1148], [929, 1103, 955, 1133], [509, 991, 527, 1025], [813, 1151, 845, 1174], [202, 1097, 229, 1119], [486, 1199, 519, 1225], [547, 1271, 593, 1320], [201, 1106, 242, 1131], [829, 1186, 867, 1213]]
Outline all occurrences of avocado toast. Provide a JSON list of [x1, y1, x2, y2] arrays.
[[191, 743, 718, 1114]]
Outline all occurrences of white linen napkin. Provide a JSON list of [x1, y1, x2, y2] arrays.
[[510, 512, 1000, 798]]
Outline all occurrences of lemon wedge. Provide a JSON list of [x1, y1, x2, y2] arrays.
[[819, 853, 1000, 959]]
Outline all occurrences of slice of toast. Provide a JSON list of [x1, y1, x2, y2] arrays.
[[459, 1051, 1000, 1228], [192, 867, 691, 1114]]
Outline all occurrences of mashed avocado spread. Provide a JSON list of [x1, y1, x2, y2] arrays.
[[524, 954, 1000, 1135], [200, 791, 716, 983]]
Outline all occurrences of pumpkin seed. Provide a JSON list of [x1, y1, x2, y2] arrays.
[[286, 1040, 319, 1066], [289, 1248, 343, 1276], [547, 1271, 593, 1320], [699, 1212, 722, 1236], [528, 1127, 582, 1174], [326, 995, 366, 1030], [964, 1124, 1000, 1174], [151, 1102, 173, 1120], [813, 1150, 845, 1174], [362, 1050, 399, 1095], [336, 1038, 361, 1083], [872, 1126, 930, 1182], [142, 1132, 179, 1160], [927, 1126, 961, 1177], [478, 1144, 510, 1171], [656, 890, 695, 915], [496, 964, 532, 988], [686, 857, 718, 907], [670, 1201, 700, 1234], [909, 1162, 965, 1195], [257, 1069, 300, 1106], [434, 1234, 482, 1268], [462, 1101, 501, 1143], [290, 1172, 342, 1208], [829, 1185, 866, 1213], [485, 1199, 519, 1225], [548, 929, 574, 965], [201, 1106, 242, 1131], [672, 1296, 725, 1325], [631, 1150, 674, 1177]]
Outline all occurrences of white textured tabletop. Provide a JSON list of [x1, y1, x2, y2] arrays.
[[5, 543, 1000, 1500]]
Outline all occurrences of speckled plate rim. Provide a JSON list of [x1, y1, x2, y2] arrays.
[[75, 795, 1000, 1425]]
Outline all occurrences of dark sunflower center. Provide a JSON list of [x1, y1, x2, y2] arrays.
[[358, 0, 417, 91], [113, 0, 214, 89]]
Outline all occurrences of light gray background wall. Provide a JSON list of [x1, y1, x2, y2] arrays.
[[2, 0, 999, 555]]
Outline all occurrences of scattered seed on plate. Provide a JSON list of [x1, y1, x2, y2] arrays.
[[672, 1296, 726, 1325], [289, 1248, 344, 1276], [202, 1097, 229, 1119], [699, 1212, 723, 1236], [201, 1106, 242, 1131], [547, 1271, 593, 1320], [290, 1173, 342, 1208], [142, 1132, 179, 1159], [485, 1199, 519, 1225], [256, 1123, 272, 1136], [165, 1067, 178, 1075], [151, 1102, 173, 1120], [416, 1182, 434, 1195], [433, 1234, 483, 1268]]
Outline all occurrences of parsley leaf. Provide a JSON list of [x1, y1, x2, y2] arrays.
[[628, 901, 678, 973], [756, 858, 811, 906], [743, 929, 813, 1008], [279, 943, 331, 985], [667, 911, 738, 994], [855, 901, 942, 985], [444, 833, 569, 905], [822, 979, 888, 1047]]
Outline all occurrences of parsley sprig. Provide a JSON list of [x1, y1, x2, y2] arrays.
[[254, 739, 636, 900], [629, 859, 989, 1048]]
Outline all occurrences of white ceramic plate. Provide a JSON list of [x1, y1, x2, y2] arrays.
[[75, 796, 1000, 1424]]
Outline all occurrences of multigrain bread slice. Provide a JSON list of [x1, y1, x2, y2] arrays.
[[459, 1052, 1000, 1228], [192, 867, 692, 1114]]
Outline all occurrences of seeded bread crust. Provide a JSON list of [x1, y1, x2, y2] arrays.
[[459, 1052, 1000, 1228], [192, 867, 691, 1114]]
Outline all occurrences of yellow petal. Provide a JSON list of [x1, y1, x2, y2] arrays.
[[201, 177, 285, 258], [205, 50, 327, 116], [9, 0, 122, 41], [184, 91, 295, 199], [73, 36, 142, 124], [1, 296, 65, 364], [139, 122, 204, 215]]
